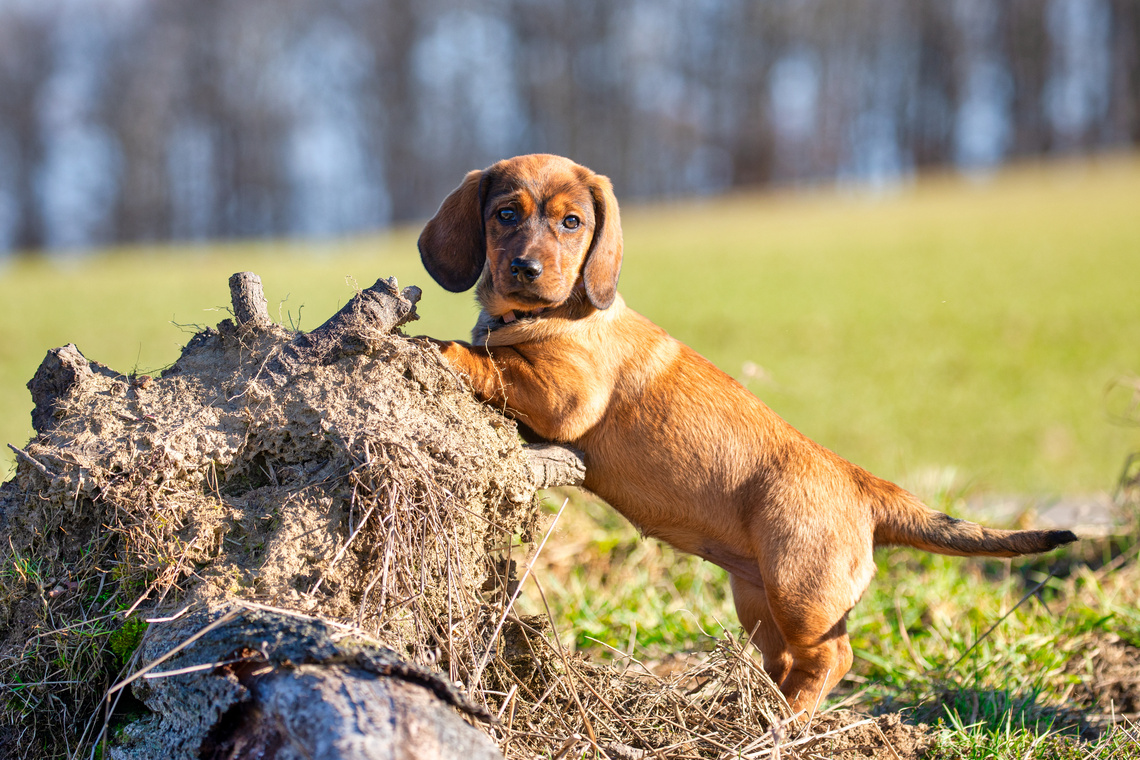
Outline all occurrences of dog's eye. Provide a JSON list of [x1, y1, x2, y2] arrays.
[[563, 215, 580, 230], [497, 208, 517, 224]]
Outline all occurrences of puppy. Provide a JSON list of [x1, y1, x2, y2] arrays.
[[417, 154, 1076, 714]]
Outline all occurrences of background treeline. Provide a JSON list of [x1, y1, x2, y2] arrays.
[[0, 0, 1136, 253]]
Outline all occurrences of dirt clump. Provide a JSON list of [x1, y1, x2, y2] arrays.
[[0, 273, 796, 759], [4, 304, 532, 619], [0, 277, 540, 757]]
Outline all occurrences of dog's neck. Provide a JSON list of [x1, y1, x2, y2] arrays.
[[472, 285, 598, 345]]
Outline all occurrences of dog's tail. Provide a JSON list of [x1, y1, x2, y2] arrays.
[[872, 484, 1077, 557]]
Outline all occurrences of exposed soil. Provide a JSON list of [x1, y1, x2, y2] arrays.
[[1, 315, 534, 635], [802, 711, 934, 759], [0, 282, 543, 757], [1068, 633, 1140, 723]]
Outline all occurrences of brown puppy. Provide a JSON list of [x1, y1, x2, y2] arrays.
[[418, 154, 1076, 714]]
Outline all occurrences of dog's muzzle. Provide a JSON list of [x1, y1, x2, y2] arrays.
[[510, 257, 543, 283]]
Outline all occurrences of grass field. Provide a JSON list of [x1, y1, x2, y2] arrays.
[[521, 487, 1140, 757], [3, 155, 1138, 494], [2, 155, 1139, 756]]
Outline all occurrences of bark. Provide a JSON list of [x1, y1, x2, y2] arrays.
[[207, 666, 500, 760], [278, 276, 423, 367], [228, 271, 271, 327], [110, 606, 502, 760], [524, 442, 586, 490]]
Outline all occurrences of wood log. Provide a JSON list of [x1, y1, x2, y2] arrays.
[[275, 276, 422, 371], [228, 271, 271, 327], [299, 277, 422, 353], [110, 606, 502, 760], [205, 666, 501, 760], [523, 443, 586, 490]]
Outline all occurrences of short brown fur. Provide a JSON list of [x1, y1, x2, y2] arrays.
[[417, 154, 1077, 714]]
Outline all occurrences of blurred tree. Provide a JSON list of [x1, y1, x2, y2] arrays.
[[0, 0, 1136, 254]]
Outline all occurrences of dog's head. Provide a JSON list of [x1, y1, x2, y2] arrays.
[[418, 154, 623, 316]]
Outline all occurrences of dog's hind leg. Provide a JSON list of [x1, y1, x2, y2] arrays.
[[763, 585, 854, 716], [730, 574, 792, 686]]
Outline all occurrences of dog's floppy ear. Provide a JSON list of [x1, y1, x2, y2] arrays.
[[584, 173, 623, 309], [418, 170, 487, 292]]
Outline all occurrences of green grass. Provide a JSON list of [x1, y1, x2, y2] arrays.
[[3, 155, 1138, 491], [853, 531, 1140, 758], [617, 156, 1140, 495], [522, 487, 1140, 758], [3, 155, 1138, 756], [519, 491, 737, 655]]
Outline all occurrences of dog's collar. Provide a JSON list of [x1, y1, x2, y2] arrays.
[[500, 307, 546, 325], [473, 306, 548, 344]]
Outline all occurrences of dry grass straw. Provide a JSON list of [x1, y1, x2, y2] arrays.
[[339, 455, 802, 759], [472, 591, 792, 759]]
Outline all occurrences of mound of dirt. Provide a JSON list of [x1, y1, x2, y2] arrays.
[[0, 275, 569, 756], [0, 272, 795, 759], [7, 280, 538, 618]]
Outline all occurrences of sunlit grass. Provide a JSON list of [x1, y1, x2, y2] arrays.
[[618, 156, 1140, 494], [3, 155, 1138, 757], [523, 487, 1140, 758], [3, 154, 1140, 491], [517, 491, 736, 656]]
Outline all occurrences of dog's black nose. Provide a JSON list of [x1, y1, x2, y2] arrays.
[[510, 257, 543, 283]]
